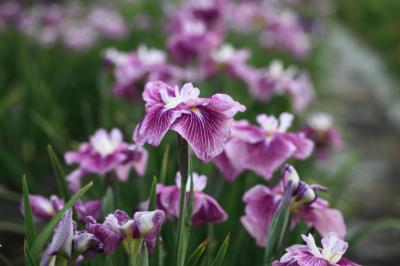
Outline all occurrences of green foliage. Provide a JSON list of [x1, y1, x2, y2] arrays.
[[22, 175, 37, 248]]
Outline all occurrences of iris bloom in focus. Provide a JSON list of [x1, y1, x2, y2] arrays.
[[241, 165, 346, 247], [273, 233, 360, 266], [86, 209, 165, 255], [155, 172, 227, 226], [65, 128, 148, 192], [134, 81, 245, 162], [213, 113, 313, 181]]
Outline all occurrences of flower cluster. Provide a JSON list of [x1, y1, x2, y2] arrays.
[[0, 2, 127, 50], [65, 128, 148, 192]]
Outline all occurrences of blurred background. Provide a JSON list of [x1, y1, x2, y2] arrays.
[[0, 0, 399, 265]]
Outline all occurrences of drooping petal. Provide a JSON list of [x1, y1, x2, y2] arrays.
[[43, 209, 73, 262], [75, 200, 101, 221], [86, 217, 123, 255], [301, 199, 347, 238], [142, 81, 176, 108], [66, 168, 86, 193], [133, 104, 183, 146], [295, 252, 329, 266], [171, 94, 245, 162], [73, 231, 103, 259], [282, 133, 314, 159], [243, 136, 297, 179], [25, 195, 55, 221], [191, 194, 227, 226]]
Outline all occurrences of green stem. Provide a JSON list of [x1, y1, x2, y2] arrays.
[[175, 135, 191, 266]]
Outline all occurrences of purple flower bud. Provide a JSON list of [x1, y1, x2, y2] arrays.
[[132, 210, 166, 239], [73, 231, 103, 259]]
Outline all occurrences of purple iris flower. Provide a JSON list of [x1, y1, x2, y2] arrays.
[[87, 7, 127, 39], [156, 172, 227, 226], [133, 81, 245, 162], [86, 209, 165, 255], [200, 43, 251, 79], [167, 16, 222, 64], [40, 209, 102, 266], [239, 60, 315, 112], [261, 9, 311, 59], [186, 0, 225, 24], [65, 128, 148, 192], [241, 165, 346, 247], [104, 46, 181, 102], [21, 194, 100, 223], [273, 233, 361, 266], [302, 113, 343, 161], [213, 113, 313, 181]]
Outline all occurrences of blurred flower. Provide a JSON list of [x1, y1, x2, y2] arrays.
[[0, 1, 22, 30], [86, 209, 165, 254], [40, 209, 102, 266], [241, 60, 315, 111], [134, 81, 245, 162], [241, 165, 346, 247], [213, 113, 313, 181], [200, 43, 250, 79], [187, 0, 225, 24], [156, 172, 227, 226], [65, 128, 148, 192], [62, 21, 97, 51], [261, 9, 311, 59], [21, 194, 101, 222], [104, 46, 181, 102], [167, 16, 222, 64], [87, 7, 127, 39], [273, 233, 360, 266], [303, 112, 343, 161]]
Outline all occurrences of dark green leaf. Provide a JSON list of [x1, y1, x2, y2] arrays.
[[0, 253, 13, 266], [22, 175, 36, 248], [160, 144, 170, 184], [48, 145, 70, 201], [211, 234, 230, 266], [31, 181, 93, 258], [148, 176, 158, 211], [185, 239, 208, 266]]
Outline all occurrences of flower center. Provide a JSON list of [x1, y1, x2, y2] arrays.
[[160, 83, 200, 110]]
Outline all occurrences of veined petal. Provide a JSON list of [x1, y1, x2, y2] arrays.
[[142, 81, 176, 107], [192, 194, 227, 226], [133, 104, 183, 146], [243, 136, 297, 179], [295, 253, 329, 266]]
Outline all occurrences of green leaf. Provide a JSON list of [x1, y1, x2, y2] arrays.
[[264, 181, 292, 266], [347, 218, 400, 246], [48, 145, 70, 201], [211, 234, 230, 266], [31, 181, 93, 258], [141, 245, 149, 266], [101, 187, 115, 217], [0, 221, 25, 234], [175, 135, 192, 266], [185, 239, 208, 266], [24, 240, 37, 266], [148, 176, 158, 211], [159, 144, 170, 184], [22, 175, 37, 248], [0, 88, 21, 119]]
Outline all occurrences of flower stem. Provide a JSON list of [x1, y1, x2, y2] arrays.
[[175, 135, 192, 266]]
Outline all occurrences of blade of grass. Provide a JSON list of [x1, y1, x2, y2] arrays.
[[0, 185, 20, 202], [22, 175, 36, 248], [101, 187, 115, 217], [185, 239, 208, 266], [160, 144, 170, 184], [0, 253, 12, 266], [48, 145, 70, 201], [24, 240, 37, 266], [148, 176, 158, 210], [31, 181, 93, 258], [210, 234, 230, 266], [264, 181, 292, 266]]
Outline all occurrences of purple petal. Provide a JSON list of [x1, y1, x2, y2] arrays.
[[142, 81, 176, 108], [86, 220, 122, 255], [282, 133, 314, 159], [75, 200, 101, 222], [295, 253, 329, 266], [66, 168, 86, 193], [133, 104, 183, 146], [172, 94, 245, 162], [191, 194, 227, 226], [23, 195, 54, 221], [73, 231, 103, 259], [45, 209, 73, 259], [243, 136, 297, 179]]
